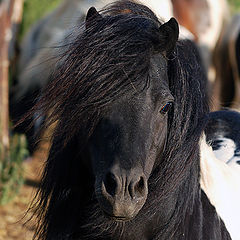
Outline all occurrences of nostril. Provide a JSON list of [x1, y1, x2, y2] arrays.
[[134, 176, 145, 196], [104, 172, 118, 197], [129, 176, 146, 199]]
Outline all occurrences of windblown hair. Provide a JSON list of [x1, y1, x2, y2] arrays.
[[35, 1, 162, 146], [29, 1, 221, 240]]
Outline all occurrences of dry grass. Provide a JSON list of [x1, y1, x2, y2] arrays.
[[0, 143, 48, 240]]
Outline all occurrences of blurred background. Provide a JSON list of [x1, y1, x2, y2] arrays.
[[0, 0, 240, 239]]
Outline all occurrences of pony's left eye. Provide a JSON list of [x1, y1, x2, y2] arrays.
[[160, 102, 173, 114]]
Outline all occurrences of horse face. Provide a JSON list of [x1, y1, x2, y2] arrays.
[[88, 54, 173, 221]]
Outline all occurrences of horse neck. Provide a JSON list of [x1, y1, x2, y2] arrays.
[[168, 162, 231, 240], [146, 151, 230, 240]]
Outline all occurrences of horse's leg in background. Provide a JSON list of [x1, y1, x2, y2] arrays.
[[236, 28, 240, 80], [10, 45, 59, 155], [10, 89, 40, 155], [228, 15, 240, 110], [211, 20, 235, 110]]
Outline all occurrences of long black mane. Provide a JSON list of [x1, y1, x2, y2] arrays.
[[37, 1, 162, 144], [29, 1, 230, 240]]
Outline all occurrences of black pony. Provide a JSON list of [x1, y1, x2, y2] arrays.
[[30, 1, 231, 239]]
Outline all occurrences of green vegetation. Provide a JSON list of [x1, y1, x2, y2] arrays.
[[0, 134, 28, 205], [228, 0, 240, 14], [20, 0, 61, 39]]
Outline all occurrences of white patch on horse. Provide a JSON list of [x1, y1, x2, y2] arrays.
[[200, 135, 240, 240], [212, 137, 236, 163], [228, 155, 240, 166]]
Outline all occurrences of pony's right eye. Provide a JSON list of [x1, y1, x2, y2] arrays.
[[160, 102, 173, 114]]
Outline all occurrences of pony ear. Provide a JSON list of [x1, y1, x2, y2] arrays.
[[86, 7, 103, 29], [159, 18, 179, 55]]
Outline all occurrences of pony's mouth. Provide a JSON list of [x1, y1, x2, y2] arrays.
[[102, 210, 133, 222]]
